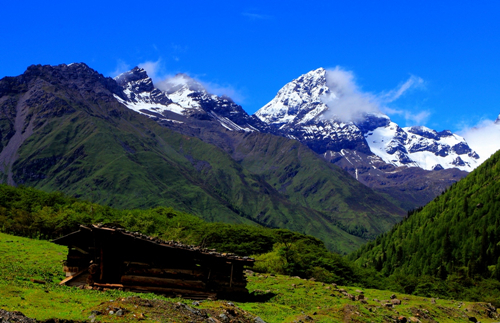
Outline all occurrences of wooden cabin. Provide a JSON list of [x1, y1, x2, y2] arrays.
[[52, 224, 254, 300]]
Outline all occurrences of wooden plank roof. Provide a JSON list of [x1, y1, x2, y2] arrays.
[[52, 224, 254, 264]]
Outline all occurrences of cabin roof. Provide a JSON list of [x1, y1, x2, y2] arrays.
[[52, 224, 254, 263]]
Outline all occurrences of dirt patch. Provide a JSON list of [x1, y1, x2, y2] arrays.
[[85, 296, 259, 322]]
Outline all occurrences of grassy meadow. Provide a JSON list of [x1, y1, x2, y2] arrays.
[[1, 232, 498, 322]]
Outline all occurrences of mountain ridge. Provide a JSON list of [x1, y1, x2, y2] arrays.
[[0, 63, 407, 252], [112, 65, 474, 210]]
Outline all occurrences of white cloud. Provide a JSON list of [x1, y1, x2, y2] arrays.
[[320, 67, 428, 125], [200, 81, 245, 103], [404, 110, 431, 125], [459, 118, 500, 166], [138, 59, 162, 80], [383, 75, 425, 102], [139, 59, 246, 104], [320, 67, 380, 122], [110, 60, 131, 77], [242, 12, 271, 20]]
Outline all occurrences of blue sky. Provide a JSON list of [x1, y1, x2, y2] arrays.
[[2, 0, 500, 137]]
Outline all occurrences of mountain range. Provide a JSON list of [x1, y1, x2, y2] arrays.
[[0, 63, 411, 253], [0, 62, 490, 252], [113, 66, 479, 210]]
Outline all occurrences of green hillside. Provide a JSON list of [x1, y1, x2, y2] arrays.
[[236, 132, 404, 239], [350, 149, 500, 302]]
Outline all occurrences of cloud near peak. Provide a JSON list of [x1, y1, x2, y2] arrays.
[[320, 66, 427, 125]]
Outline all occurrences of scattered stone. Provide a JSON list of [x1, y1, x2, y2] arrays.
[[468, 317, 477, 322], [373, 298, 380, 302], [431, 298, 436, 304], [384, 303, 393, 308], [347, 293, 355, 301], [408, 317, 421, 323], [356, 294, 364, 301], [255, 316, 267, 323], [397, 316, 407, 323], [116, 309, 124, 316], [192, 301, 200, 306], [356, 289, 363, 294], [391, 299, 402, 305], [390, 294, 397, 299], [219, 313, 229, 321]]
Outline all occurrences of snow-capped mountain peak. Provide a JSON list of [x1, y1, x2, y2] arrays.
[[114, 67, 268, 133], [255, 67, 480, 171], [255, 67, 330, 126]]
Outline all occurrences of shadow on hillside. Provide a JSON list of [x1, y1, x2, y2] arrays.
[[234, 291, 277, 303]]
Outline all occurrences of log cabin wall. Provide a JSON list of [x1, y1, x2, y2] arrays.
[[52, 224, 254, 300]]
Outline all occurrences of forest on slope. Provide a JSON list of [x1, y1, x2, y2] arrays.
[[350, 149, 500, 303]]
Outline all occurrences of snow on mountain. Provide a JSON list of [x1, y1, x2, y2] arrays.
[[367, 123, 479, 171], [255, 68, 480, 171], [255, 67, 329, 126], [114, 67, 188, 118], [114, 67, 263, 132]]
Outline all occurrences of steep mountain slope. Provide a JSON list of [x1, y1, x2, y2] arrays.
[[111, 66, 473, 210], [350, 148, 500, 280], [255, 68, 478, 208], [0, 63, 406, 253], [112, 67, 405, 240]]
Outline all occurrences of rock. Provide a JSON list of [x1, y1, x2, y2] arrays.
[[116, 309, 124, 316], [390, 294, 397, 299], [373, 298, 380, 302], [397, 316, 407, 323], [468, 317, 477, 322], [356, 294, 364, 300], [409, 317, 421, 323], [431, 298, 436, 304], [255, 316, 267, 323], [391, 299, 402, 305], [356, 289, 363, 294], [347, 294, 356, 301], [384, 303, 393, 308], [192, 301, 200, 306], [219, 313, 228, 321]]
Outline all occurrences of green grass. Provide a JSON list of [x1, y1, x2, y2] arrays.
[[1, 232, 499, 322]]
